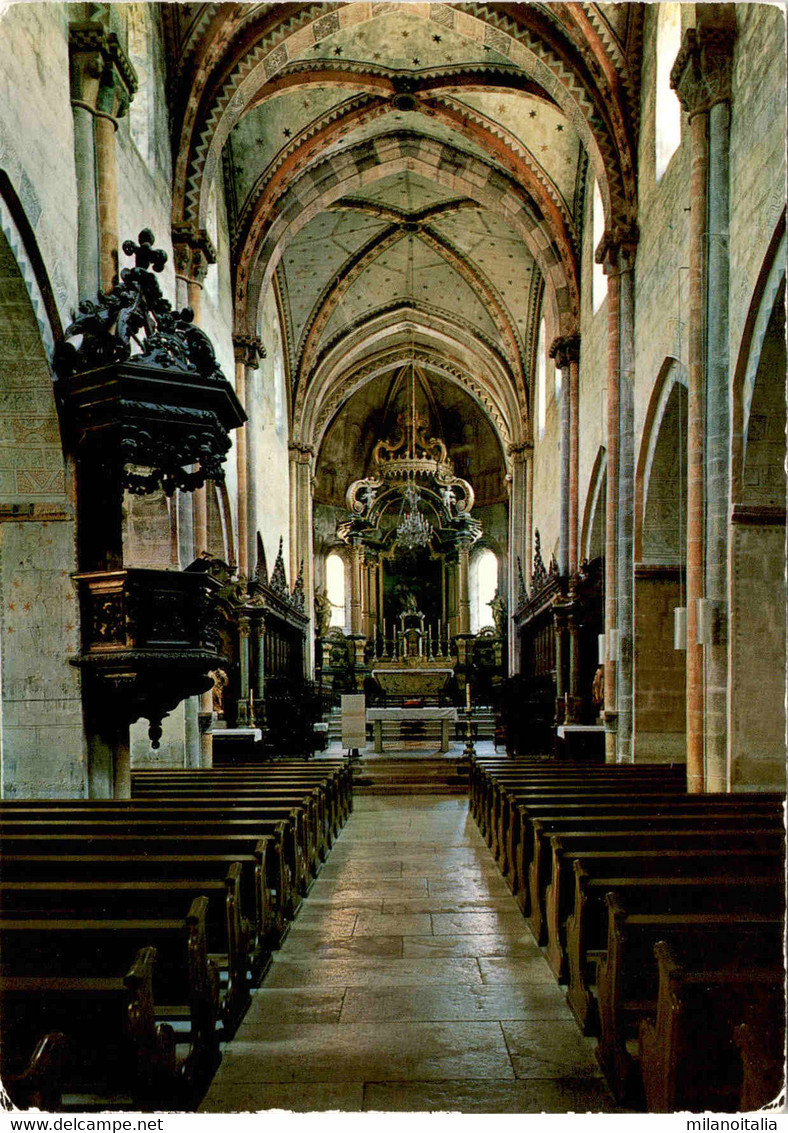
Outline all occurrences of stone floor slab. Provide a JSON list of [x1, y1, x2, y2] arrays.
[[501, 1020, 602, 1079], [239, 987, 346, 1026], [265, 957, 484, 987], [340, 981, 569, 1024], [353, 911, 433, 937], [401, 933, 543, 959], [362, 1077, 621, 1113], [213, 1021, 515, 1083]]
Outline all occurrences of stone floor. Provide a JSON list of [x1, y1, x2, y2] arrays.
[[200, 795, 621, 1114]]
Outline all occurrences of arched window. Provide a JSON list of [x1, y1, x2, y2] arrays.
[[470, 547, 499, 634], [655, 3, 682, 181], [536, 317, 547, 438], [325, 552, 346, 629], [592, 179, 607, 313], [204, 180, 219, 306]]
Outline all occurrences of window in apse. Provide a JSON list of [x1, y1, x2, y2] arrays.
[[536, 317, 547, 438], [592, 179, 607, 313], [326, 553, 346, 628], [470, 547, 499, 634], [655, 3, 682, 182]]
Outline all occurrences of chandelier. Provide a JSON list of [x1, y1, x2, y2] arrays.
[[396, 482, 433, 550]]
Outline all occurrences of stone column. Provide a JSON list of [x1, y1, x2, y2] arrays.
[[507, 442, 531, 674], [232, 334, 265, 576], [69, 26, 136, 295], [599, 246, 620, 763], [550, 336, 581, 578], [525, 447, 534, 590], [617, 248, 636, 765], [172, 227, 217, 766], [289, 443, 316, 676], [349, 538, 364, 637], [457, 536, 472, 635], [672, 23, 736, 792]]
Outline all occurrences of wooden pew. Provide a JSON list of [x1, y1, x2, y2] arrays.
[[0, 816, 301, 924], [0, 1031, 69, 1111], [510, 797, 782, 907], [558, 851, 784, 1030], [0, 799, 321, 891], [0, 829, 289, 945], [0, 865, 253, 1033], [0, 900, 222, 1098], [638, 941, 785, 1113], [530, 813, 783, 937], [594, 892, 785, 1102]]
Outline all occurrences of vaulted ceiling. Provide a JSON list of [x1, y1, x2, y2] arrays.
[[165, 2, 643, 469]]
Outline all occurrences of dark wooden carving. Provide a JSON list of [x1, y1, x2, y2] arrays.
[[55, 230, 246, 497], [72, 568, 225, 746]]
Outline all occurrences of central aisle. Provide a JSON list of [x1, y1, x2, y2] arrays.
[[200, 795, 619, 1113]]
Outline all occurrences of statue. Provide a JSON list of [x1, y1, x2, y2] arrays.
[[210, 668, 228, 716], [314, 587, 332, 638], [403, 591, 420, 614], [592, 665, 605, 711], [441, 484, 455, 514], [488, 588, 507, 638]]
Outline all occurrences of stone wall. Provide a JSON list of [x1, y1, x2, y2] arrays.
[[633, 569, 686, 764]]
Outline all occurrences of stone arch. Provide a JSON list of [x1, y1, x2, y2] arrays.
[[728, 223, 786, 791], [299, 315, 521, 465], [634, 358, 687, 565], [175, 5, 631, 239], [0, 188, 85, 798], [239, 137, 571, 341], [581, 447, 607, 564]]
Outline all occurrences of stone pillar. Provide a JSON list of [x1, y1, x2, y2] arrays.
[[232, 334, 265, 576], [599, 250, 620, 763], [69, 26, 136, 295], [507, 442, 531, 673], [457, 536, 472, 635], [289, 443, 316, 676], [617, 251, 636, 765], [596, 228, 638, 764], [672, 23, 736, 792], [568, 353, 581, 577], [349, 538, 364, 637], [550, 336, 581, 578], [172, 227, 218, 766]]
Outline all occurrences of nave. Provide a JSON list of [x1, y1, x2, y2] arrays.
[[200, 793, 617, 1114]]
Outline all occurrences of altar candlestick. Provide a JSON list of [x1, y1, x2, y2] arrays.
[[438, 619, 442, 651], [466, 683, 471, 711], [428, 626, 432, 655]]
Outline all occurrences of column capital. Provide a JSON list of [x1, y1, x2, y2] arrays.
[[238, 615, 252, 638], [671, 25, 736, 120], [288, 441, 314, 465], [548, 334, 581, 369], [596, 225, 639, 275], [171, 224, 217, 287], [233, 333, 266, 368], [69, 24, 137, 118], [506, 440, 533, 463]]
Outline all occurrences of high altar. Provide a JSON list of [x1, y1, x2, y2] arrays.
[[322, 366, 489, 701]]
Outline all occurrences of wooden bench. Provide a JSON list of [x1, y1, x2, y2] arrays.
[[0, 829, 290, 945], [0, 900, 221, 1101], [0, 865, 253, 1034], [558, 849, 784, 1030], [530, 813, 783, 938], [0, 814, 302, 924], [638, 941, 785, 1112], [1, 800, 321, 894], [511, 797, 782, 907], [0, 1031, 69, 1111], [595, 893, 785, 1102]]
